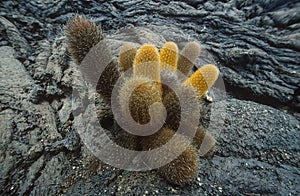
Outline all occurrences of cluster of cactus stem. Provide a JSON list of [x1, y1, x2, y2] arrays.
[[66, 16, 219, 185]]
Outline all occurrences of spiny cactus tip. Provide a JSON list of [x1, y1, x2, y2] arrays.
[[184, 64, 219, 97], [133, 44, 161, 86], [181, 41, 201, 61], [133, 44, 160, 65], [66, 16, 103, 63], [198, 64, 219, 88], [160, 42, 178, 72], [177, 41, 201, 75]]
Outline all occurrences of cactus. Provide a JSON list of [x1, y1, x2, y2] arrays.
[[162, 85, 199, 131], [95, 92, 114, 129], [140, 127, 198, 185], [183, 64, 219, 97], [66, 16, 220, 186], [96, 59, 120, 103], [66, 16, 120, 103], [192, 127, 216, 157], [66, 16, 103, 63], [160, 42, 178, 72], [119, 42, 137, 73], [158, 144, 198, 185], [118, 43, 218, 185], [133, 44, 160, 82], [118, 76, 163, 125], [177, 41, 201, 76]]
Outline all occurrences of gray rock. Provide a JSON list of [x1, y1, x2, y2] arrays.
[[66, 99, 300, 195], [0, 47, 63, 195], [0, 0, 300, 195], [2, 0, 299, 110], [46, 36, 69, 82], [58, 97, 72, 125], [32, 39, 51, 80], [0, 17, 31, 60], [30, 152, 72, 196], [0, 46, 33, 100]]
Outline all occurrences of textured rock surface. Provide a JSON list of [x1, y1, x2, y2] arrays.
[[0, 0, 299, 195], [1, 0, 299, 111], [67, 99, 300, 195]]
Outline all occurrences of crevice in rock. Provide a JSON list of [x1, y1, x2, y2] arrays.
[[223, 79, 299, 116]]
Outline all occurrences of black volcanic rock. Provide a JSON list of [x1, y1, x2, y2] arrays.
[[68, 99, 300, 195], [1, 0, 299, 111], [0, 0, 299, 195]]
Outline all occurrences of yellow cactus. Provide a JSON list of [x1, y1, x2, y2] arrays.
[[177, 41, 201, 76], [66, 18, 219, 186], [160, 42, 178, 72], [183, 64, 219, 97], [118, 42, 137, 73], [133, 44, 160, 83], [118, 77, 163, 125], [140, 127, 198, 185]]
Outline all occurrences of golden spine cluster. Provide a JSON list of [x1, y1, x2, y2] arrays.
[[66, 16, 219, 185], [183, 64, 219, 97], [160, 42, 178, 72], [119, 42, 218, 184], [133, 45, 160, 81]]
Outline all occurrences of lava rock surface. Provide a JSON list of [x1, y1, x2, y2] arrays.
[[0, 0, 299, 195]]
